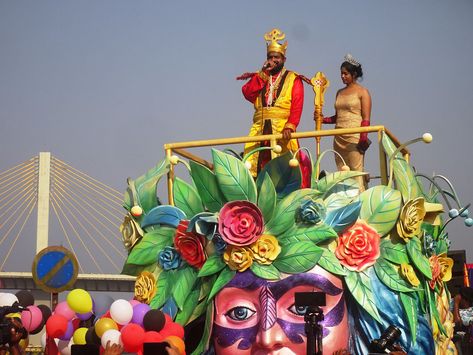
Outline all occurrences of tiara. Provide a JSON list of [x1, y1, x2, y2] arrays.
[[344, 53, 360, 67]]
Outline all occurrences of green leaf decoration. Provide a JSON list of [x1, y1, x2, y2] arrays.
[[315, 171, 367, 198], [257, 173, 277, 222], [273, 241, 322, 273], [188, 299, 208, 324], [406, 237, 432, 279], [198, 254, 226, 277], [133, 159, 169, 213], [207, 267, 236, 301], [265, 189, 320, 236], [426, 287, 447, 336], [150, 269, 173, 309], [189, 160, 226, 213], [359, 185, 402, 236], [324, 189, 354, 213], [325, 177, 361, 201], [318, 248, 347, 276], [173, 177, 205, 218], [399, 292, 418, 344], [345, 271, 382, 323], [380, 239, 409, 264], [278, 224, 338, 245], [191, 302, 214, 355], [256, 151, 302, 199], [382, 133, 422, 201], [175, 283, 201, 325], [121, 263, 157, 277], [250, 263, 281, 280], [127, 227, 174, 265], [212, 149, 257, 203], [172, 266, 198, 310], [373, 258, 416, 292], [435, 239, 448, 255]]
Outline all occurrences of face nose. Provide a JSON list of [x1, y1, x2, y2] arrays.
[[255, 322, 286, 350]]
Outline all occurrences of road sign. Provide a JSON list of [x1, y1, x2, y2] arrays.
[[32, 246, 79, 293]]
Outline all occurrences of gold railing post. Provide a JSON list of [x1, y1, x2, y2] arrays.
[[165, 148, 174, 205], [378, 130, 388, 185]]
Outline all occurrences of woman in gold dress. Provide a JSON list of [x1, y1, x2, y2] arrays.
[[323, 54, 372, 191]]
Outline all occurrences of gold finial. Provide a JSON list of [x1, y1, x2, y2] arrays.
[[264, 28, 288, 56]]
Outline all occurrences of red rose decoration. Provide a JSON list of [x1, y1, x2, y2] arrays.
[[335, 220, 381, 272], [174, 220, 207, 269], [218, 200, 263, 246]]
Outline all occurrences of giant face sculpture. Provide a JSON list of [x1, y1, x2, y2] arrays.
[[213, 266, 349, 354]]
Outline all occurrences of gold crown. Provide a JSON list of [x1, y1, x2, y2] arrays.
[[264, 28, 288, 56]]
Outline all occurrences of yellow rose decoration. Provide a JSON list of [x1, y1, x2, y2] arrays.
[[134, 271, 157, 304], [428, 253, 454, 289], [400, 263, 420, 287], [120, 212, 144, 251], [437, 253, 453, 282], [397, 197, 426, 242], [250, 235, 281, 265], [223, 246, 253, 272]]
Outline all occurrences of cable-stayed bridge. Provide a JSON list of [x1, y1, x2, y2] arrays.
[[0, 152, 134, 293]]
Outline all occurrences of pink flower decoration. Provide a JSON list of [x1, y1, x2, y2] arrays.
[[335, 220, 381, 272], [218, 201, 263, 246]]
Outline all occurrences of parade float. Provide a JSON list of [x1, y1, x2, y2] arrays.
[[117, 29, 472, 355], [118, 119, 472, 354]]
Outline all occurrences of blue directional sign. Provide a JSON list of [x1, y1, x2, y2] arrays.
[[32, 246, 79, 293]]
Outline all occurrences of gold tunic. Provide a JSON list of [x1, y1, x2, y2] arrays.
[[333, 92, 366, 191], [244, 71, 300, 176]]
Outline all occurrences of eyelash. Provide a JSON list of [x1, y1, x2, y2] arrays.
[[225, 306, 256, 321], [288, 304, 308, 316]]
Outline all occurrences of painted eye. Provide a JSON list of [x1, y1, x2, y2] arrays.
[[288, 304, 308, 316], [226, 306, 256, 321]]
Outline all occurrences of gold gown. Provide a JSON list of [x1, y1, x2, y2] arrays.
[[333, 92, 367, 191]]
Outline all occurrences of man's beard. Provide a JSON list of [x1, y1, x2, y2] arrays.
[[270, 63, 284, 75]]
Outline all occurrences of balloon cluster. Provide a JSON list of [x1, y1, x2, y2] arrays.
[[42, 289, 185, 355], [0, 290, 52, 351]]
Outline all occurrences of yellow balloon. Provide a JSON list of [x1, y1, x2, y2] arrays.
[[73, 327, 88, 345], [95, 318, 118, 338], [5, 312, 21, 319], [19, 336, 29, 350], [66, 288, 93, 314]]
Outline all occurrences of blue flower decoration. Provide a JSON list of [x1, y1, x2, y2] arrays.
[[158, 246, 182, 270], [298, 199, 326, 225], [213, 234, 227, 255]]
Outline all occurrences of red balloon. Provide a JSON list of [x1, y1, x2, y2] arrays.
[[160, 321, 184, 339], [121, 323, 145, 353], [46, 314, 68, 338], [143, 331, 164, 343]]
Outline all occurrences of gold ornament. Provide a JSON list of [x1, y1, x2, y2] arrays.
[[120, 212, 144, 251]]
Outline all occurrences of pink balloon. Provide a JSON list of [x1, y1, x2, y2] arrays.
[[21, 305, 43, 331], [129, 299, 140, 307], [55, 301, 75, 320]]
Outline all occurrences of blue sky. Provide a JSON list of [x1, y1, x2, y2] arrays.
[[1, 0, 472, 268]]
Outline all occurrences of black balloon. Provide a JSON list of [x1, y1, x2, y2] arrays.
[[15, 290, 34, 307], [29, 319, 45, 335], [143, 309, 166, 332], [85, 326, 101, 346], [37, 304, 52, 322]]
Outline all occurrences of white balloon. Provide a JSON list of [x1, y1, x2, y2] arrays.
[[101, 329, 122, 348], [41, 333, 47, 349], [57, 339, 73, 355], [0, 292, 19, 307], [109, 299, 133, 325]]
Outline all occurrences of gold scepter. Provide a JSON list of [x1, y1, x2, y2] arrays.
[[311, 72, 330, 164]]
